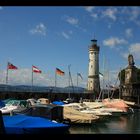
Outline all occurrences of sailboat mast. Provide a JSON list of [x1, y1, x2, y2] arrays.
[[77, 73, 78, 87], [6, 62, 9, 84], [119, 67, 122, 99], [68, 65, 71, 98]]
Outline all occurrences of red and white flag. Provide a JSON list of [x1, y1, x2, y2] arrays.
[[32, 65, 42, 73], [8, 62, 18, 70]]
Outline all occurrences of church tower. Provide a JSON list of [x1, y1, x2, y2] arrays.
[[87, 39, 100, 94]]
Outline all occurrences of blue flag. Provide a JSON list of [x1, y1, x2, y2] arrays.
[[77, 73, 83, 80]]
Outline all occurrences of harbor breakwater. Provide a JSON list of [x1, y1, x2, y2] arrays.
[[0, 91, 96, 102]]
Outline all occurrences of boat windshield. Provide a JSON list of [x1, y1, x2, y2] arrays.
[[6, 100, 20, 106]]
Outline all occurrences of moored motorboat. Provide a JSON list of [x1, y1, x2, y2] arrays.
[[102, 98, 134, 115], [0, 100, 30, 115], [0, 100, 5, 109], [2, 114, 70, 134], [62, 103, 100, 124]]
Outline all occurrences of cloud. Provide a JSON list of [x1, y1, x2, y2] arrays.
[[129, 43, 140, 60], [66, 17, 79, 26], [30, 23, 47, 36], [129, 7, 140, 26], [0, 68, 87, 88], [121, 7, 140, 26], [84, 7, 140, 27], [125, 28, 133, 38], [121, 43, 140, 61], [0, 6, 3, 10], [64, 16, 86, 33], [103, 37, 128, 48], [102, 7, 118, 21], [84, 6, 99, 20], [0, 68, 48, 86], [85, 6, 95, 12], [121, 52, 129, 60], [129, 7, 140, 21], [61, 30, 73, 39], [90, 13, 98, 19], [62, 32, 70, 39]]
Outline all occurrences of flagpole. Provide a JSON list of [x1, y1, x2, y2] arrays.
[[55, 69, 57, 87], [68, 65, 71, 98], [119, 67, 122, 99], [6, 62, 9, 84], [31, 65, 33, 92], [68, 65, 74, 94], [102, 55, 105, 100], [77, 73, 78, 87], [77, 73, 79, 93]]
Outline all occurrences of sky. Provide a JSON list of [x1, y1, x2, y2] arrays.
[[0, 6, 140, 88]]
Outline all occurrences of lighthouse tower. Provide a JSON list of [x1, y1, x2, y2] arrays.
[[87, 39, 100, 94]]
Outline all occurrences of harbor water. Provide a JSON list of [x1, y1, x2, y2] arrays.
[[69, 109, 140, 134]]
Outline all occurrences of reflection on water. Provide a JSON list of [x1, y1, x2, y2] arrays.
[[69, 109, 140, 134]]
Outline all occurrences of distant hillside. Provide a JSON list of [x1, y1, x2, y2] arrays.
[[0, 84, 86, 93]]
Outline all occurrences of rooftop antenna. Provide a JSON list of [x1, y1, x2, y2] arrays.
[[93, 33, 96, 39]]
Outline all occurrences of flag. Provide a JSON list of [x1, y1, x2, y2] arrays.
[[32, 65, 42, 73], [8, 62, 18, 70], [56, 68, 65, 76], [77, 73, 83, 80], [99, 72, 103, 77]]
